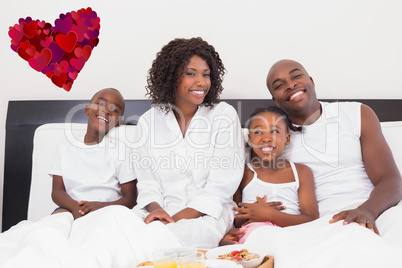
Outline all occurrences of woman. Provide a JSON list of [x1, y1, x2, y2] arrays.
[[133, 37, 245, 249]]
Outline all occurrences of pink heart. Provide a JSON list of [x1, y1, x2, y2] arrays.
[[29, 55, 46, 72], [70, 56, 85, 71]]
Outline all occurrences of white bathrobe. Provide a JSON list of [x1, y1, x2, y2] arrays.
[[132, 101, 245, 248]]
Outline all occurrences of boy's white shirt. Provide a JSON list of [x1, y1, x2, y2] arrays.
[[48, 133, 135, 202]]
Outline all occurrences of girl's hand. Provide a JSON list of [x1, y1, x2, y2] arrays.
[[77, 201, 105, 216], [234, 196, 285, 225], [144, 208, 175, 224]]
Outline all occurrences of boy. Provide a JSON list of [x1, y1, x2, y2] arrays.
[[50, 88, 137, 219]]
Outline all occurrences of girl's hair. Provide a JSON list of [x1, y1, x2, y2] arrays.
[[146, 37, 225, 112], [246, 105, 295, 132]]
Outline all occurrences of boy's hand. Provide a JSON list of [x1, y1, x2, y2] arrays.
[[71, 204, 85, 220], [77, 201, 105, 216], [144, 208, 175, 224]]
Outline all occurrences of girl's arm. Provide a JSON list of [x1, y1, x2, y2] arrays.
[[296, 164, 319, 222], [51, 175, 82, 219], [234, 164, 318, 227], [77, 180, 138, 216]]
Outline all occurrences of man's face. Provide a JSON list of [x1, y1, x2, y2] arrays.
[[266, 60, 317, 115]]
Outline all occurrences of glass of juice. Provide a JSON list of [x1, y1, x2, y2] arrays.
[[153, 249, 178, 268], [178, 251, 205, 268]]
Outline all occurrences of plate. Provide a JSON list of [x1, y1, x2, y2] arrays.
[[206, 245, 264, 268], [205, 244, 260, 259], [205, 259, 242, 267]]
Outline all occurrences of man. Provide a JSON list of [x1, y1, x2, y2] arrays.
[[222, 59, 402, 249]]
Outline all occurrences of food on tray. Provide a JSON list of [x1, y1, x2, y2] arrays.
[[218, 249, 259, 262], [136, 261, 153, 267]]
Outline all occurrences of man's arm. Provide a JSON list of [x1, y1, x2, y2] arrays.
[[330, 104, 402, 233]]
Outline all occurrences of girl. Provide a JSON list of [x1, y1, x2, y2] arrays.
[[233, 106, 318, 243], [133, 37, 245, 248]]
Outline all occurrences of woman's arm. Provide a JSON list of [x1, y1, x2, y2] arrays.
[[233, 166, 253, 227], [144, 202, 174, 224]]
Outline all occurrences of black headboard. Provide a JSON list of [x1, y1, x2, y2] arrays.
[[3, 99, 402, 231]]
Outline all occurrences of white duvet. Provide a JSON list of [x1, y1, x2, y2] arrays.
[[1, 205, 402, 268]]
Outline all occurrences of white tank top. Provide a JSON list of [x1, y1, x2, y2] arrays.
[[242, 162, 301, 215], [284, 101, 374, 217]]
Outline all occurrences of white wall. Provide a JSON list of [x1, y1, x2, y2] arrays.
[[1, 0, 402, 229]]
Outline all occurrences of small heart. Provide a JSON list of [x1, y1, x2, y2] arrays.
[[55, 31, 78, 53], [40, 36, 53, 48], [25, 45, 36, 57], [86, 29, 99, 39], [46, 70, 55, 78], [68, 71, 78, 80], [51, 72, 67, 87], [23, 21, 38, 38], [70, 56, 85, 71], [40, 48, 52, 66], [89, 38, 99, 47], [54, 16, 73, 34], [17, 47, 31, 61], [37, 20, 45, 28], [19, 40, 30, 50], [63, 81, 73, 92], [8, 26, 24, 43], [74, 45, 92, 61], [14, 23, 24, 31], [29, 55, 46, 72]]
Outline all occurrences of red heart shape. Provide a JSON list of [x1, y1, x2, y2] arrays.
[[51, 72, 67, 87], [19, 40, 30, 50], [9, 8, 100, 91], [74, 45, 92, 61], [8, 26, 24, 43], [70, 56, 85, 71], [23, 21, 38, 38], [55, 31, 78, 53], [29, 55, 46, 72], [40, 48, 52, 66]]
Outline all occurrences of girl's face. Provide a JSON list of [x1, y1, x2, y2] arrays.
[[175, 55, 211, 110], [248, 111, 291, 162]]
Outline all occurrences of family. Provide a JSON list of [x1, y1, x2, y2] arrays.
[[0, 37, 401, 268]]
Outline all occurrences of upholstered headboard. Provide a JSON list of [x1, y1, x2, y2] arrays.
[[3, 99, 402, 231]]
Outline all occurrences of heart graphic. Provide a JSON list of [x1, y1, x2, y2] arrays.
[[8, 7, 100, 91]]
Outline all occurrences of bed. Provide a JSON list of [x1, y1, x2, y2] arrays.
[[3, 98, 402, 232]]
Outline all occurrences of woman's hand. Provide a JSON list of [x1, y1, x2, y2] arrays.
[[144, 208, 175, 224]]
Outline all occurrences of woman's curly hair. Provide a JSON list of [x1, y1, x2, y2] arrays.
[[146, 37, 226, 112]]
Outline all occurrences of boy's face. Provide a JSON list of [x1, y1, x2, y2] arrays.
[[85, 89, 125, 135]]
